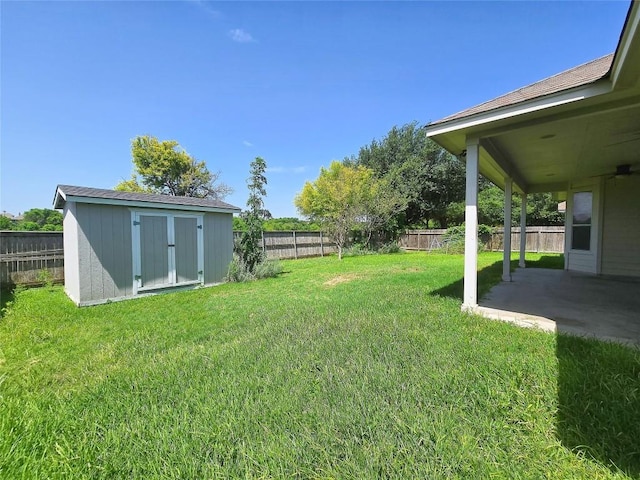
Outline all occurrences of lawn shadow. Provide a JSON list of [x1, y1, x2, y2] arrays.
[[429, 260, 510, 301], [430, 255, 565, 302], [0, 286, 16, 317], [525, 254, 564, 270], [556, 334, 640, 476]]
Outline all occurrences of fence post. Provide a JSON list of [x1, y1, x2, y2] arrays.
[[417, 231, 421, 251], [293, 231, 298, 259], [262, 231, 266, 255], [320, 231, 324, 257], [537, 228, 541, 253]]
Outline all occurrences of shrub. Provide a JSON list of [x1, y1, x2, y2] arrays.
[[342, 243, 373, 258], [36, 269, 54, 289], [253, 259, 283, 280], [377, 242, 402, 254], [442, 224, 493, 254], [226, 255, 282, 283]]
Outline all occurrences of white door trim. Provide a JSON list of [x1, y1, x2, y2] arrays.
[[131, 210, 205, 294]]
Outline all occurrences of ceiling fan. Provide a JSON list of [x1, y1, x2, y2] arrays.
[[594, 163, 640, 180]]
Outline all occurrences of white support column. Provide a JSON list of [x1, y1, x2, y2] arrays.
[[519, 193, 527, 268], [502, 177, 512, 282], [463, 139, 480, 310]]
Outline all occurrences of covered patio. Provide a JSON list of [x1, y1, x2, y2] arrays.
[[477, 267, 640, 347], [426, 1, 640, 342]]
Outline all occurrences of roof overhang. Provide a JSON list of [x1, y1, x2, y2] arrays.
[[54, 187, 241, 214], [426, 1, 640, 195]]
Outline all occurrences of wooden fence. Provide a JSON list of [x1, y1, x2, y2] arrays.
[[399, 229, 448, 251], [0, 231, 64, 287], [486, 226, 565, 253], [233, 231, 337, 259], [400, 226, 565, 253], [1, 226, 564, 287], [0, 230, 335, 287]]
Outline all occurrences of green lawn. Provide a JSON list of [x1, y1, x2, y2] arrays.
[[1, 252, 639, 479]]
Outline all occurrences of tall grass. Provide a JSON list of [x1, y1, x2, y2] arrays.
[[1, 252, 638, 478]]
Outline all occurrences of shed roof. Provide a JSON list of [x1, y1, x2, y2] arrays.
[[54, 185, 241, 214], [429, 53, 614, 126]]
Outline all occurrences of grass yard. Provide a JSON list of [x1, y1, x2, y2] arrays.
[[1, 252, 639, 479]]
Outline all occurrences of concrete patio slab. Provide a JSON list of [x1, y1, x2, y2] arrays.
[[473, 268, 640, 347]]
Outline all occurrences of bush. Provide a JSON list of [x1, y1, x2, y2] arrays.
[[253, 259, 283, 280], [442, 224, 494, 254], [226, 255, 282, 283], [342, 243, 373, 258], [377, 242, 402, 254]]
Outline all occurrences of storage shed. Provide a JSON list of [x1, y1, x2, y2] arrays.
[[53, 185, 241, 306]]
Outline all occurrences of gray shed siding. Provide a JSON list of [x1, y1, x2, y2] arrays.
[[75, 203, 133, 303], [59, 189, 236, 305], [203, 213, 234, 284], [63, 202, 81, 303]]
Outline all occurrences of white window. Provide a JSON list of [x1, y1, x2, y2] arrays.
[[571, 191, 592, 251]]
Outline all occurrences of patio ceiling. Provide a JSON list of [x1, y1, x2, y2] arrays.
[[426, 2, 640, 195]]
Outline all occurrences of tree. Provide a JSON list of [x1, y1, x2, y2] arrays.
[[238, 157, 270, 272], [526, 193, 564, 226], [349, 122, 466, 228], [20, 208, 63, 231], [115, 135, 232, 199], [0, 215, 14, 230], [445, 186, 565, 227], [295, 161, 403, 259], [262, 217, 322, 232]]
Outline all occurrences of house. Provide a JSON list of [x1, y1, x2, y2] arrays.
[[426, 1, 640, 312], [53, 185, 241, 306]]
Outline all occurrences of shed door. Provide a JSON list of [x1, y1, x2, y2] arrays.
[[133, 212, 204, 293], [174, 216, 199, 283], [140, 214, 171, 288]]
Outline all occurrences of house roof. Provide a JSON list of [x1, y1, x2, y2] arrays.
[[54, 185, 241, 214], [430, 53, 614, 126], [425, 1, 640, 195]]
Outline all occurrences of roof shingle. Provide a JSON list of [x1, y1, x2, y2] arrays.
[[54, 185, 241, 211], [430, 53, 614, 126]]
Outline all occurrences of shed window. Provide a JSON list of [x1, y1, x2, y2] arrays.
[[571, 191, 592, 251]]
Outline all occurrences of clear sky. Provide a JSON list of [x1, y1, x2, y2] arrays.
[[1, 1, 630, 218]]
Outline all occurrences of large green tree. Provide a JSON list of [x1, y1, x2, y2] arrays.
[[0, 216, 15, 230], [446, 186, 565, 227], [1, 209, 63, 231], [21, 208, 63, 230], [115, 135, 232, 199], [349, 122, 466, 228], [295, 161, 404, 259]]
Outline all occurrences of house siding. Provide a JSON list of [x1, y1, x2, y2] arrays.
[[75, 203, 133, 303], [601, 176, 640, 278], [203, 213, 233, 284]]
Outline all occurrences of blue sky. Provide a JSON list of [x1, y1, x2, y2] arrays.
[[1, 1, 630, 218]]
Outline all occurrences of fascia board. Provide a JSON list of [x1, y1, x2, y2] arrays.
[[611, 2, 640, 89], [53, 188, 66, 209], [426, 81, 612, 138], [64, 194, 240, 214]]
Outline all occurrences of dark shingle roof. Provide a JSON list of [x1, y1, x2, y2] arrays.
[[54, 185, 240, 212], [430, 53, 614, 126]]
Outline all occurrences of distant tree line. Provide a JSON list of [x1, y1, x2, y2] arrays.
[[0, 209, 63, 231], [233, 217, 321, 232]]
